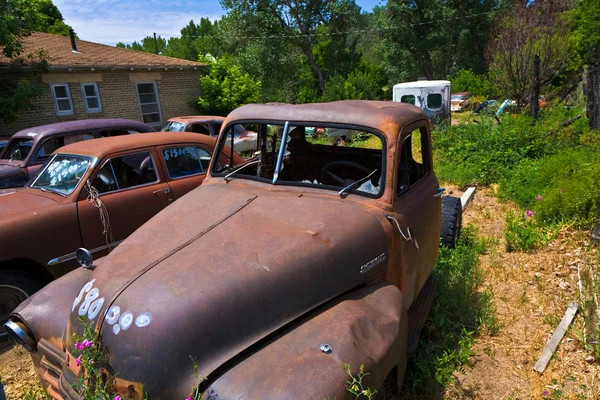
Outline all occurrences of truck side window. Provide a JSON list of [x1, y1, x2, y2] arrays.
[[427, 93, 442, 109], [397, 128, 429, 196], [401, 95, 416, 105]]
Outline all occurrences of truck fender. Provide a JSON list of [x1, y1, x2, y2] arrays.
[[204, 281, 408, 400]]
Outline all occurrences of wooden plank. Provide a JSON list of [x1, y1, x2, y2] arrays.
[[461, 187, 477, 211], [533, 302, 579, 374]]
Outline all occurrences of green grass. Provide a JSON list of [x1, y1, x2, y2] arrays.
[[401, 226, 498, 398]]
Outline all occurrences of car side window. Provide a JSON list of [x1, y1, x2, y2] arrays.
[[186, 123, 210, 135], [37, 133, 94, 160], [162, 146, 211, 179], [91, 151, 158, 194], [397, 127, 429, 196]]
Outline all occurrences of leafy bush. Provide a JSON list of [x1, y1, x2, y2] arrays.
[[504, 210, 548, 252], [197, 56, 261, 115], [449, 69, 497, 98], [404, 226, 497, 395], [500, 147, 600, 227]]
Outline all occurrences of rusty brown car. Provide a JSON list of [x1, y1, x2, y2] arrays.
[[6, 101, 463, 399], [0, 132, 241, 339], [0, 119, 155, 189], [162, 115, 257, 153]]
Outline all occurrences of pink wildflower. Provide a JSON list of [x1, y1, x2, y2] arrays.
[[560, 188, 565, 192], [86, 340, 94, 348], [113, 397, 122, 400], [75, 355, 82, 367], [536, 195, 542, 201], [81, 340, 89, 348], [186, 397, 193, 400], [526, 210, 534, 217]]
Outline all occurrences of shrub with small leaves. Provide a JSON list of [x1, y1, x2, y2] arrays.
[[504, 210, 548, 252]]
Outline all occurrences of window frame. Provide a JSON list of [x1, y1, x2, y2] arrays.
[[136, 81, 163, 128], [426, 93, 443, 110], [81, 82, 102, 113], [396, 122, 431, 197], [161, 145, 212, 180], [90, 150, 160, 196], [210, 119, 387, 199], [29, 153, 95, 196], [51, 83, 75, 116]]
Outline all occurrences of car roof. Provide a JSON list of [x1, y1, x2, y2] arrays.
[[57, 131, 216, 158], [11, 118, 154, 140], [223, 101, 427, 140], [451, 92, 471, 96], [168, 116, 225, 124], [393, 80, 451, 89]]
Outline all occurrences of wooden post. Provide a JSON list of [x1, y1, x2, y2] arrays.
[[531, 54, 540, 120], [587, 47, 600, 130], [153, 32, 159, 55], [533, 302, 578, 374]]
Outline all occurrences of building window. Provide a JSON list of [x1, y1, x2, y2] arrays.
[[51, 84, 74, 116], [136, 82, 162, 127], [81, 83, 102, 113]]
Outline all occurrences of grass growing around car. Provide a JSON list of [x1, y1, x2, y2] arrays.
[[401, 226, 498, 398]]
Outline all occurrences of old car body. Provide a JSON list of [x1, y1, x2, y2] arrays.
[[0, 132, 241, 339], [162, 115, 257, 153], [7, 101, 457, 399], [0, 119, 155, 189], [450, 92, 472, 112], [0, 139, 7, 154]]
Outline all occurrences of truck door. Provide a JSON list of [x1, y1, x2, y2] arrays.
[[389, 121, 441, 309]]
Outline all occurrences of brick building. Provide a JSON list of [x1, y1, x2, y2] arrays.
[[0, 32, 206, 137]]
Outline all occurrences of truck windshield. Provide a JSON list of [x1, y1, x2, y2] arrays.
[[161, 121, 186, 132], [30, 154, 91, 196], [1, 138, 33, 161], [212, 122, 384, 198]]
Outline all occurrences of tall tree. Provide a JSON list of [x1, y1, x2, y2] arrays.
[[116, 35, 167, 54], [220, 0, 362, 93], [487, 0, 574, 105], [0, 0, 70, 123]]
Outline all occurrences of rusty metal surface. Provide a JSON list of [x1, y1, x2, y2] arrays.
[[0, 119, 155, 188], [0, 132, 224, 305], [11, 100, 442, 399], [206, 282, 407, 400]]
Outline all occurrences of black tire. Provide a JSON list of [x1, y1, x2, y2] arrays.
[[441, 196, 462, 248], [0, 270, 43, 341]]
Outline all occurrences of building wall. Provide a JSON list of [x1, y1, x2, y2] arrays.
[[0, 70, 203, 137]]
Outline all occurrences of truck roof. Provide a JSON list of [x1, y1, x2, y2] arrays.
[[224, 100, 427, 140], [393, 80, 451, 89]]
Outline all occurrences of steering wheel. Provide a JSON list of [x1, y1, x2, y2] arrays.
[[320, 161, 372, 187]]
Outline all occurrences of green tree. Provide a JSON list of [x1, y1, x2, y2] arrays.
[[197, 56, 261, 115], [220, 0, 363, 93], [116, 35, 167, 54], [0, 0, 68, 123]]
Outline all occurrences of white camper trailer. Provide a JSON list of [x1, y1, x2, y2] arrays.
[[393, 80, 451, 121]]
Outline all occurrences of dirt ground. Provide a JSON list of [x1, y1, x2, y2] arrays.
[[1, 187, 599, 399]]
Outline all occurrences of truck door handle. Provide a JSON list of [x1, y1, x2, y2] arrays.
[[153, 188, 171, 195], [433, 187, 445, 197], [384, 213, 419, 250]]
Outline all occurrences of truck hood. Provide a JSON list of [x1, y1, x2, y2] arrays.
[[65, 183, 389, 399], [0, 164, 28, 188], [0, 188, 58, 218]]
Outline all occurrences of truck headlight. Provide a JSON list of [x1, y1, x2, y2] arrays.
[[4, 319, 37, 352]]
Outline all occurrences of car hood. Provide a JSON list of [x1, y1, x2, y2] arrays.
[[0, 164, 28, 188], [65, 183, 389, 398], [0, 188, 58, 217]]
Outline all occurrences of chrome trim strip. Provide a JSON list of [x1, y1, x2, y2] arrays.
[[272, 121, 290, 185], [4, 320, 37, 352], [47, 240, 123, 266]]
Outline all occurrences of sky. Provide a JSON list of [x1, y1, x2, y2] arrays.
[[53, 0, 384, 46]]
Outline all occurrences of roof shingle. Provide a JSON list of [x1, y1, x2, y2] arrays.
[[0, 32, 205, 70]]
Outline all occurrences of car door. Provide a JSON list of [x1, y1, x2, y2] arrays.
[[158, 144, 213, 199], [390, 121, 441, 309], [77, 148, 174, 258]]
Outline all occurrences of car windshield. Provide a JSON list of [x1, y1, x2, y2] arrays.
[[1, 138, 34, 161], [451, 95, 466, 101], [161, 121, 186, 132], [212, 122, 384, 198], [30, 154, 91, 196]]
